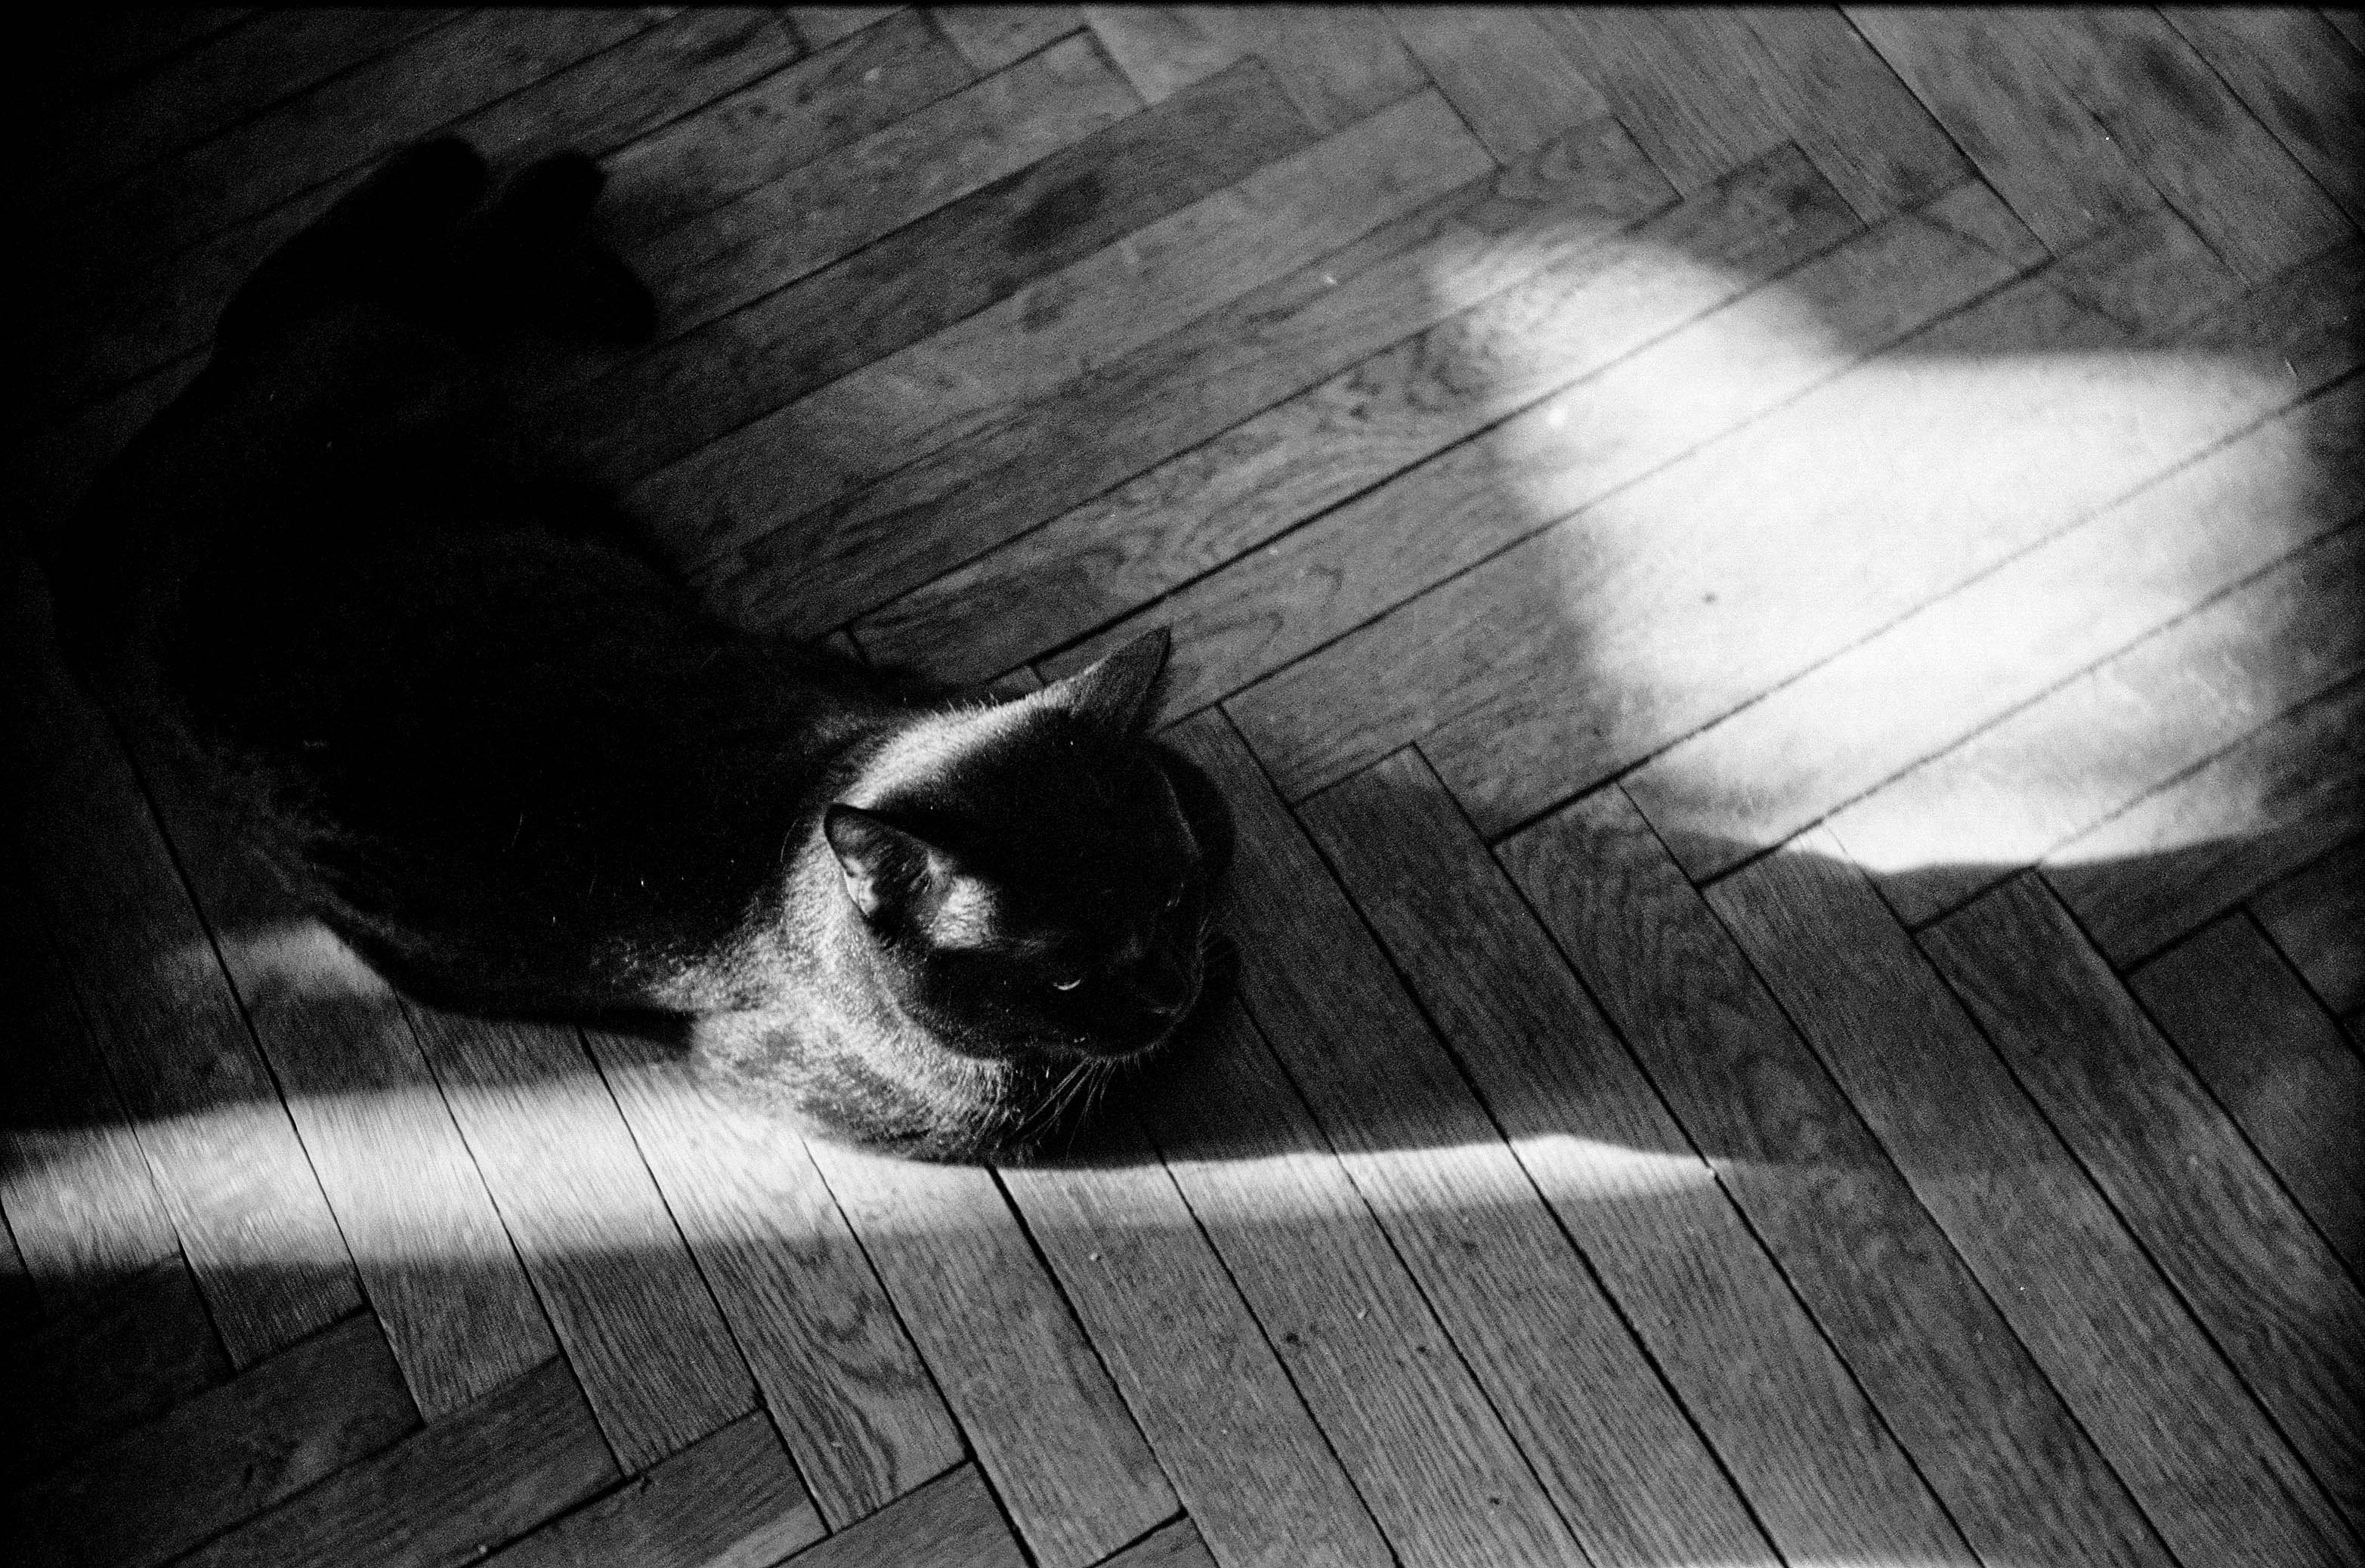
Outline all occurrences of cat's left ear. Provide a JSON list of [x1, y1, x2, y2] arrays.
[[1036, 628, 1170, 734], [824, 805, 942, 923]]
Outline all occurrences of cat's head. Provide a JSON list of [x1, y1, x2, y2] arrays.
[[811, 629, 1224, 1151]]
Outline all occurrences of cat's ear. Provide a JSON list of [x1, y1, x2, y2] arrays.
[[1037, 627, 1170, 733], [824, 805, 941, 922]]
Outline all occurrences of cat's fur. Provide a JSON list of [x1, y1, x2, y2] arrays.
[[45, 139, 1224, 1160]]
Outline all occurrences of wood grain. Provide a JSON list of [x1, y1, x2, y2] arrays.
[[2253, 837, 2365, 1017], [2029, 7, 2351, 282], [1501, 784, 2099, 1564], [405, 1010, 756, 1473], [1383, 7, 1609, 164], [42, 9, 662, 288], [2132, 914, 2364, 1276], [20, 1313, 418, 1568], [932, 6, 1083, 72], [2045, 676, 2365, 966], [582, 1035, 962, 1529], [784, 8, 905, 52], [8, 1260, 227, 1480], [484, 1411, 824, 1568], [801, 1138, 1175, 1568], [0, 908, 180, 1311], [637, 88, 1489, 573], [26, 8, 459, 211], [860, 113, 1675, 679], [1238, 221, 2359, 824], [6, 571, 360, 1365], [2170, 8, 2365, 226], [178, 1356, 619, 1568], [1084, 5, 1425, 131], [555, 56, 1306, 494], [1144, 997, 1585, 1568], [778, 1464, 1028, 1568], [1820, 424, 2364, 925], [1628, 375, 2365, 880], [810, 111, 1655, 657], [37, 7, 817, 421], [1001, 1126, 1395, 1568], [145, 766, 557, 1421], [1713, 829, 2346, 1566], [1100, 1518, 1219, 1568], [1926, 874, 2365, 1536], [1072, 171, 2012, 724], [1305, 753, 1808, 1567], [1848, 6, 2157, 253], [629, 35, 1137, 343]]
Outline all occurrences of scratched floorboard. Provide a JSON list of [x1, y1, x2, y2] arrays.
[[8, 9, 2360, 1565]]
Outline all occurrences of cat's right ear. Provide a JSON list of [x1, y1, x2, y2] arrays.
[[1035, 627, 1171, 733], [824, 805, 938, 923]]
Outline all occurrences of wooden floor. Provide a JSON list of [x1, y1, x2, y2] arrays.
[[7, 8, 2362, 1566]]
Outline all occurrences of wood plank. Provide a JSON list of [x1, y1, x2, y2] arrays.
[[1848, 6, 2157, 253], [1382, 7, 1609, 164], [1173, 716, 1767, 1564], [179, 1356, 619, 1568], [484, 1411, 824, 1568], [1058, 172, 2012, 723], [2327, 8, 2365, 55], [801, 1140, 1175, 1568], [1628, 378, 2365, 880], [1821, 456, 2365, 923], [555, 57, 1309, 491], [404, 1010, 756, 1472], [781, 110, 1651, 650], [1727, 5, 1974, 218], [2132, 914, 2365, 1276], [0, 1217, 30, 1340], [1083, 5, 1424, 132], [582, 1034, 963, 1529], [1235, 223, 2360, 824], [36, 6, 819, 423], [1144, 998, 1588, 1567], [2030, 204, 2247, 339], [638, 88, 1490, 574], [7, 1260, 227, 1480], [1309, 753, 1872, 1566], [5, 569, 361, 1366], [1000, 1126, 1396, 1568], [2028, 8, 2350, 283], [2161, 9, 2364, 230], [785, 8, 905, 52], [1099, 1518, 1217, 1568], [0, 910, 180, 1311], [2253, 837, 2365, 1016], [859, 113, 1678, 679], [20, 8, 252, 116], [1925, 874, 2365, 1536], [1498, 782, 2106, 1564], [1529, 8, 1789, 191], [134, 738, 557, 1421], [1712, 830, 2351, 1566], [43, 9, 663, 287], [629, 36, 1137, 338], [19, 1313, 418, 1568], [2045, 676, 2365, 966], [26, 8, 460, 211], [932, 6, 1082, 72], [781, 1465, 1026, 1568]]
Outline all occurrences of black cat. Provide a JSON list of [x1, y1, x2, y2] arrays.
[[45, 140, 1225, 1161]]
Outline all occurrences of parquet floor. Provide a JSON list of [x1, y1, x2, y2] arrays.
[[6, 8, 2361, 1566]]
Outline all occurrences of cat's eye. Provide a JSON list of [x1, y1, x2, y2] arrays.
[[1051, 976, 1084, 992]]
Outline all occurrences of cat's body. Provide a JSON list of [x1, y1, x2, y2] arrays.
[[47, 141, 1220, 1159]]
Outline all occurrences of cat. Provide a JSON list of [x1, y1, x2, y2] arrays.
[[44, 138, 1226, 1161]]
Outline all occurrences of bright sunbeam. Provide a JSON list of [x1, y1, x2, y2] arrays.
[[1423, 217, 2333, 868]]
